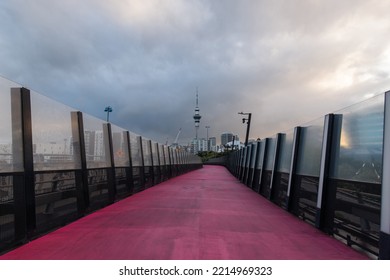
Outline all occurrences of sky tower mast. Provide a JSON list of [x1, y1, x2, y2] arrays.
[[193, 89, 202, 140]]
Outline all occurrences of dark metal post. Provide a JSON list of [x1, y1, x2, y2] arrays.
[[155, 143, 161, 183], [315, 114, 335, 230], [148, 140, 154, 186], [11, 88, 33, 240], [251, 140, 261, 190], [71, 111, 89, 214], [258, 138, 269, 194], [138, 136, 145, 189], [161, 145, 166, 180], [380, 91, 390, 259], [124, 131, 134, 194], [167, 146, 172, 179], [286, 127, 301, 211], [103, 123, 116, 203], [269, 133, 283, 200]]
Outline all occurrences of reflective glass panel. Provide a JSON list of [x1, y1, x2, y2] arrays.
[[0, 78, 24, 172], [130, 133, 141, 167], [264, 137, 276, 171], [30, 91, 81, 171], [142, 139, 152, 166], [256, 140, 265, 169], [152, 142, 159, 166], [296, 117, 324, 176], [277, 130, 294, 173], [250, 143, 258, 168], [330, 94, 384, 183], [245, 145, 252, 167], [111, 124, 130, 167], [159, 144, 166, 165], [164, 146, 170, 165], [82, 113, 109, 168], [171, 148, 177, 164]]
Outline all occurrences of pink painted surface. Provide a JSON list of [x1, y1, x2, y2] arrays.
[[0, 166, 369, 259]]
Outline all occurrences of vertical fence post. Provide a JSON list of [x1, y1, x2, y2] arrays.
[[315, 114, 334, 229], [138, 136, 145, 189], [161, 145, 166, 180], [245, 144, 253, 186], [148, 140, 154, 186], [250, 141, 261, 189], [236, 149, 242, 177], [103, 123, 116, 203], [71, 111, 89, 214], [240, 147, 247, 182], [269, 133, 283, 200], [166, 147, 171, 178], [124, 131, 134, 194], [258, 138, 269, 194], [11, 88, 33, 240], [238, 148, 245, 180], [380, 91, 390, 259], [155, 143, 161, 184], [286, 127, 301, 211]]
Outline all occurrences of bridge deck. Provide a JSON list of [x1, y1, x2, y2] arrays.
[[0, 166, 368, 260]]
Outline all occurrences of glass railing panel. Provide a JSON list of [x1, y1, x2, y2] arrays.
[[129, 133, 141, 167], [264, 136, 276, 171], [1, 78, 28, 172], [330, 94, 384, 183], [296, 117, 324, 177], [256, 140, 265, 169], [82, 114, 109, 169], [151, 142, 159, 166], [277, 130, 294, 173], [246, 145, 253, 167], [159, 144, 166, 166], [327, 94, 384, 257], [110, 124, 130, 168], [242, 147, 247, 169], [164, 146, 170, 165], [30, 91, 81, 171], [250, 143, 258, 168], [142, 138, 152, 166], [171, 148, 177, 165]]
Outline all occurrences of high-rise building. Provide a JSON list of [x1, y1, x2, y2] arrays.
[[221, 132, 234, 146], [191, 138, 208, 154], [209, 137, 217, 152]]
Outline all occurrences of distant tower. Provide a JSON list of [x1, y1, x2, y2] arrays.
[[193, 90, 202, 139]]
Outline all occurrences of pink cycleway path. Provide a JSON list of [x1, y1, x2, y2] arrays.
[[0, 166, 368, 259]]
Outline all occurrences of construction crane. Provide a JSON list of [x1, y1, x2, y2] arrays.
[[171, 128, 182, 148]]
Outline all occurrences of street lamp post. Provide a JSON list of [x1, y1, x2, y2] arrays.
[[238, 112, 252, 146], [104, 106, 113, 122], [205, 126, 210, 151]]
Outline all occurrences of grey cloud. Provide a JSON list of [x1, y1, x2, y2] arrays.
[[1, 0, 390, 145]]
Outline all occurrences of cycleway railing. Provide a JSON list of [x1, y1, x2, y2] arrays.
[[226, 92, 390, 259], [0, 77, 202, 253]]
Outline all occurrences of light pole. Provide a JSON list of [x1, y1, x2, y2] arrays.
[[205, 126, 210, 151], [104, 106, 112, 122], [238, 112, 252, 146]]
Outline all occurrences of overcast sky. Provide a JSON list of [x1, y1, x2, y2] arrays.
[[1, 0, 390, 145]]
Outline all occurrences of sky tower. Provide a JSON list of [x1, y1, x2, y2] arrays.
[[193, 90, 202, 139]]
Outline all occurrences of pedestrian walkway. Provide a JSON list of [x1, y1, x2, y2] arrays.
[[0, 166, 368, 260]]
